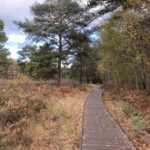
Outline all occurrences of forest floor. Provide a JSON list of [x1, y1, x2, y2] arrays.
[[0, 77, 91, 150], [102, 85, 150, 150]]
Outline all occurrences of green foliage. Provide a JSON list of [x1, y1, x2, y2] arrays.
[[122, 103, 144, 118], [65, 125, 75, 134], [122, 0, 150, 11], [68, 31, 90, 83], [0, 20, 7, 43], [131, 119, 146, 131], [0, 107, 26, 125], [122, 104, 135, 116], [33, 99, 47, 113], [53, 107, 71, 121], [15, 0, 150, 86], [18, 44, 57, 80], [15, 0, 87, 85], [68, 30, 101, 83], [0, 19, 11, 78], [121, 102, 147, 131], [98, 7, 150, 89]]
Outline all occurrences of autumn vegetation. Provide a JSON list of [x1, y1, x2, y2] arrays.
[[99, 5, 150, 90], [0, 0, 150, 149], [99, 1, 150, 148], [0, 77, 90, 149]]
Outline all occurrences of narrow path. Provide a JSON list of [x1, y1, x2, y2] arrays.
[[80, 88, 134, 150]]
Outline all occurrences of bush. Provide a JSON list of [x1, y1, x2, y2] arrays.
[[17, 132, 32, 147], [65, 125, 75, 134], [0, 107, 26, 125], [122, 104, 134, 116], [0, 95, 7, 106], [33, 99, 47, 113], [122, 104, 144, 118], [131, 119, 146, 131], [52, 106, 72, 121]]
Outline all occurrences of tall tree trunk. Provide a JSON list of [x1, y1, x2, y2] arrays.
[[57, 34, 62, 86], [134, 70, 139, 90], [79, 57, 83, 84], [80, 67, 83, 84], [57, 58, 61, 86], [86, 73, 90, 83]]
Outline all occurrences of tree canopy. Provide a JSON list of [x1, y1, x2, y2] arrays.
[[98, 0, 150, 89], [14, 0, 150, 88], [18, 44, 57, 79], [16, 0, 95, 85], [0, 19, 10, 78]]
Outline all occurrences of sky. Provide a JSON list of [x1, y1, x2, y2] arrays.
[[0, 0, 109, 59], [0, 0, 45, 59]]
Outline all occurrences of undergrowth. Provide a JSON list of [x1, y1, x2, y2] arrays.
[[103, 88, 150, 149], [0, 78, 88, 150]]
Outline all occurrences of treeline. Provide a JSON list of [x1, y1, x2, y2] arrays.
[[14, 0, 128, 85], [17, 34, 100, 84], [0, 0, 102, 84], [98, 0, 150, 90], [0, 0, 150, 89], [15, 0, 101, 84], [0, 20, 12, 78]]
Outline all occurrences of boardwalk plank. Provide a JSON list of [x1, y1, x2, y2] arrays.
[[80, 88, 134, 150]]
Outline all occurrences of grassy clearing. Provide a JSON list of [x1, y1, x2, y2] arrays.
[[103, 88, 150, 149], [0, 78, 90, 150]]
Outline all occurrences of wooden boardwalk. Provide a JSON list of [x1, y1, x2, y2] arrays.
[[80, 88, 134, 150]]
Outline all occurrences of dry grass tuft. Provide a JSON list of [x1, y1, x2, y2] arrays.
[[0, 78, 89, 150]]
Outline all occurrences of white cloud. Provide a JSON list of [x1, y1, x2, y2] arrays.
[[76, 0, 88, 7], [0, 0, 45, 34], [1, 0, 106, 59], [89, 5, 105, 13], [0, 0, 44, 59], [6, 45, 19, 59], [7, 34, 26, 44], [6, 34, 27, 59]]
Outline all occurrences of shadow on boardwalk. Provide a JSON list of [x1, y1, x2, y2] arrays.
[[80, 88, 134, 150]]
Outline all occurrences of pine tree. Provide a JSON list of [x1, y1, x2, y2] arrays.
[[68, 30, 101, 83], [67, 30, 90, 83], [18, 44, 57, 79], [0, 19, 10, 78], [15, 0, 89, 85]]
